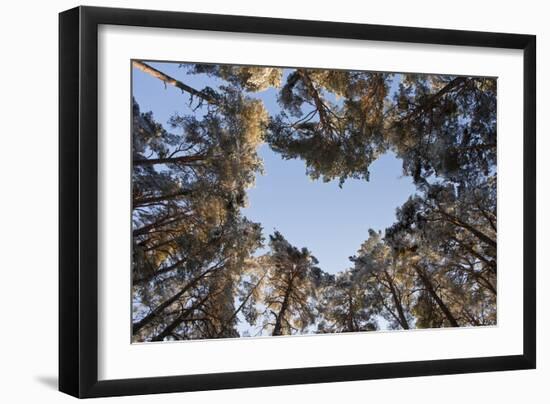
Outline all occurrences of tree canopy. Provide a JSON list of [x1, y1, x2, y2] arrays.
[[131, 61, 497, 342]]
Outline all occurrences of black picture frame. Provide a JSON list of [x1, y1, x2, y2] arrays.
[[59, 5, 536, 398]]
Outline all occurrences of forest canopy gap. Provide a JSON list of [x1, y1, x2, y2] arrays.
[[131, 60, 497, 342]]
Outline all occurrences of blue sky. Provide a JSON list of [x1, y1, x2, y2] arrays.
[[132, 62, 416, 275]]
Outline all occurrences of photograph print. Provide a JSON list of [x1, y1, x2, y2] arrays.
[[131, 60, 497, 343]]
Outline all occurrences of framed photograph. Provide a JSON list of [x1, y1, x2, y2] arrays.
[[59, 6, 536, 398]]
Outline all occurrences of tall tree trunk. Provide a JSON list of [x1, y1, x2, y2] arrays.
[[384, 271, 410, 329], [272, 276, 294, 336], [346, 292, 357, 332], [413, 264, 459, 327], [133, 256, 187, 286], [438, 208, 497, 249], [133, 189, 192, 208], [133, 154, 207, 167], [216, 274, 266, 337], [400, 77, 468, 122], [133, 212, 187, 237], [132, 264, 221, 334], [450, 235, 496, 273], [132, 61, 218, 105], [150, 294, 211, 341], [296, 69, 334, 134]]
